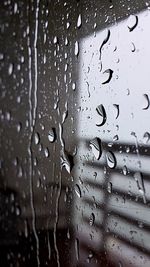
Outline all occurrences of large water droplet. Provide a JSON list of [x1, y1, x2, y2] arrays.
[[34, 132, 40, 145], [75, 41, 79, 56], [75, 184, 81, 198], [89, 137, 102, 160], [142, 94, 150, 110], [72, 82, 76, 91], [96, 104, 107, 126], [48, 128, 56, 143], [102, 69, 113, 84], [106, 151, 116, 169], [143, 132, 150, 143], [113, 104, 119, 119], [127, 15, 138, 32], [77, 14, 82, 28], [89, 212, 95, 226]]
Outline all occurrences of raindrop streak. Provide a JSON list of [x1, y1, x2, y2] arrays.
[[96, 104, 107, 126], [113, 104, 119, 119], [89, 137, 102, 160], [77, 14, 82, 28], [142, 94, 150, 110], [102, 69, 113, 84], [75, 238, 79, 261], [53, 173, 61, 267], [48, 128, 56, 143], [89, 212, 95, 226], [99, 29, 110, 60], [106, 151, 116, 169], [134, 172, 146, 204], [127, 15, 138, 32], [75, 184, 82, 198], [27, 2, 40, 267], [75, 41, 79, 56], [47, 232, 51, 260]]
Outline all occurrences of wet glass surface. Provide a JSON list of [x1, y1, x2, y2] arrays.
[[1, 0, 150, 266]]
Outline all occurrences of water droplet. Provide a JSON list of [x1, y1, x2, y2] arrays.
[[142, 94, 150, 110], [77, 14, 82, 28], [127, 15, 138, 32], [44, 147, 49, 158], [118, 261, 123, 267], [0, 53, 4, 60], [17, 122, 22, 133], [123, 165, 128, 175], [89, 212, 95, 226], [131, 42, 136, 52], [72, 82, 76, 91], [61, 151, 73, 173], [34, 132, 40, 145], [75, 41, 79, 56], [89, 137, 102, 160], [106, 151, 116, 169], [113, 135, 119, 141], [53, 36, 58, 44], [65, 37, 68, 46], [66, 22, 70, 29], [96, 104, 107, 126], [8, 63, 13, 75], [113, 104, 119, 119], [87, 251, 94, 263], [134, 172, 146, 203], [14, 3, 18, 14], [107, 182, 112, 193], [5, 111, 11, 121], [143, 132, 150, 143], [48, 128, 56, 143], [75, 184, 81, 198], [102, 69, 113, 84], [15, 207, 21, 216], [99, 29, 110, 60]]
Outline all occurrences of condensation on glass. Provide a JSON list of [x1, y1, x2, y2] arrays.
[[0, 0, 150, 266]]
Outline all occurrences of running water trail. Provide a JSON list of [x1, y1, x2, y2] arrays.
[[27, 1, 40, 266], [53, 173, 62, 267]]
